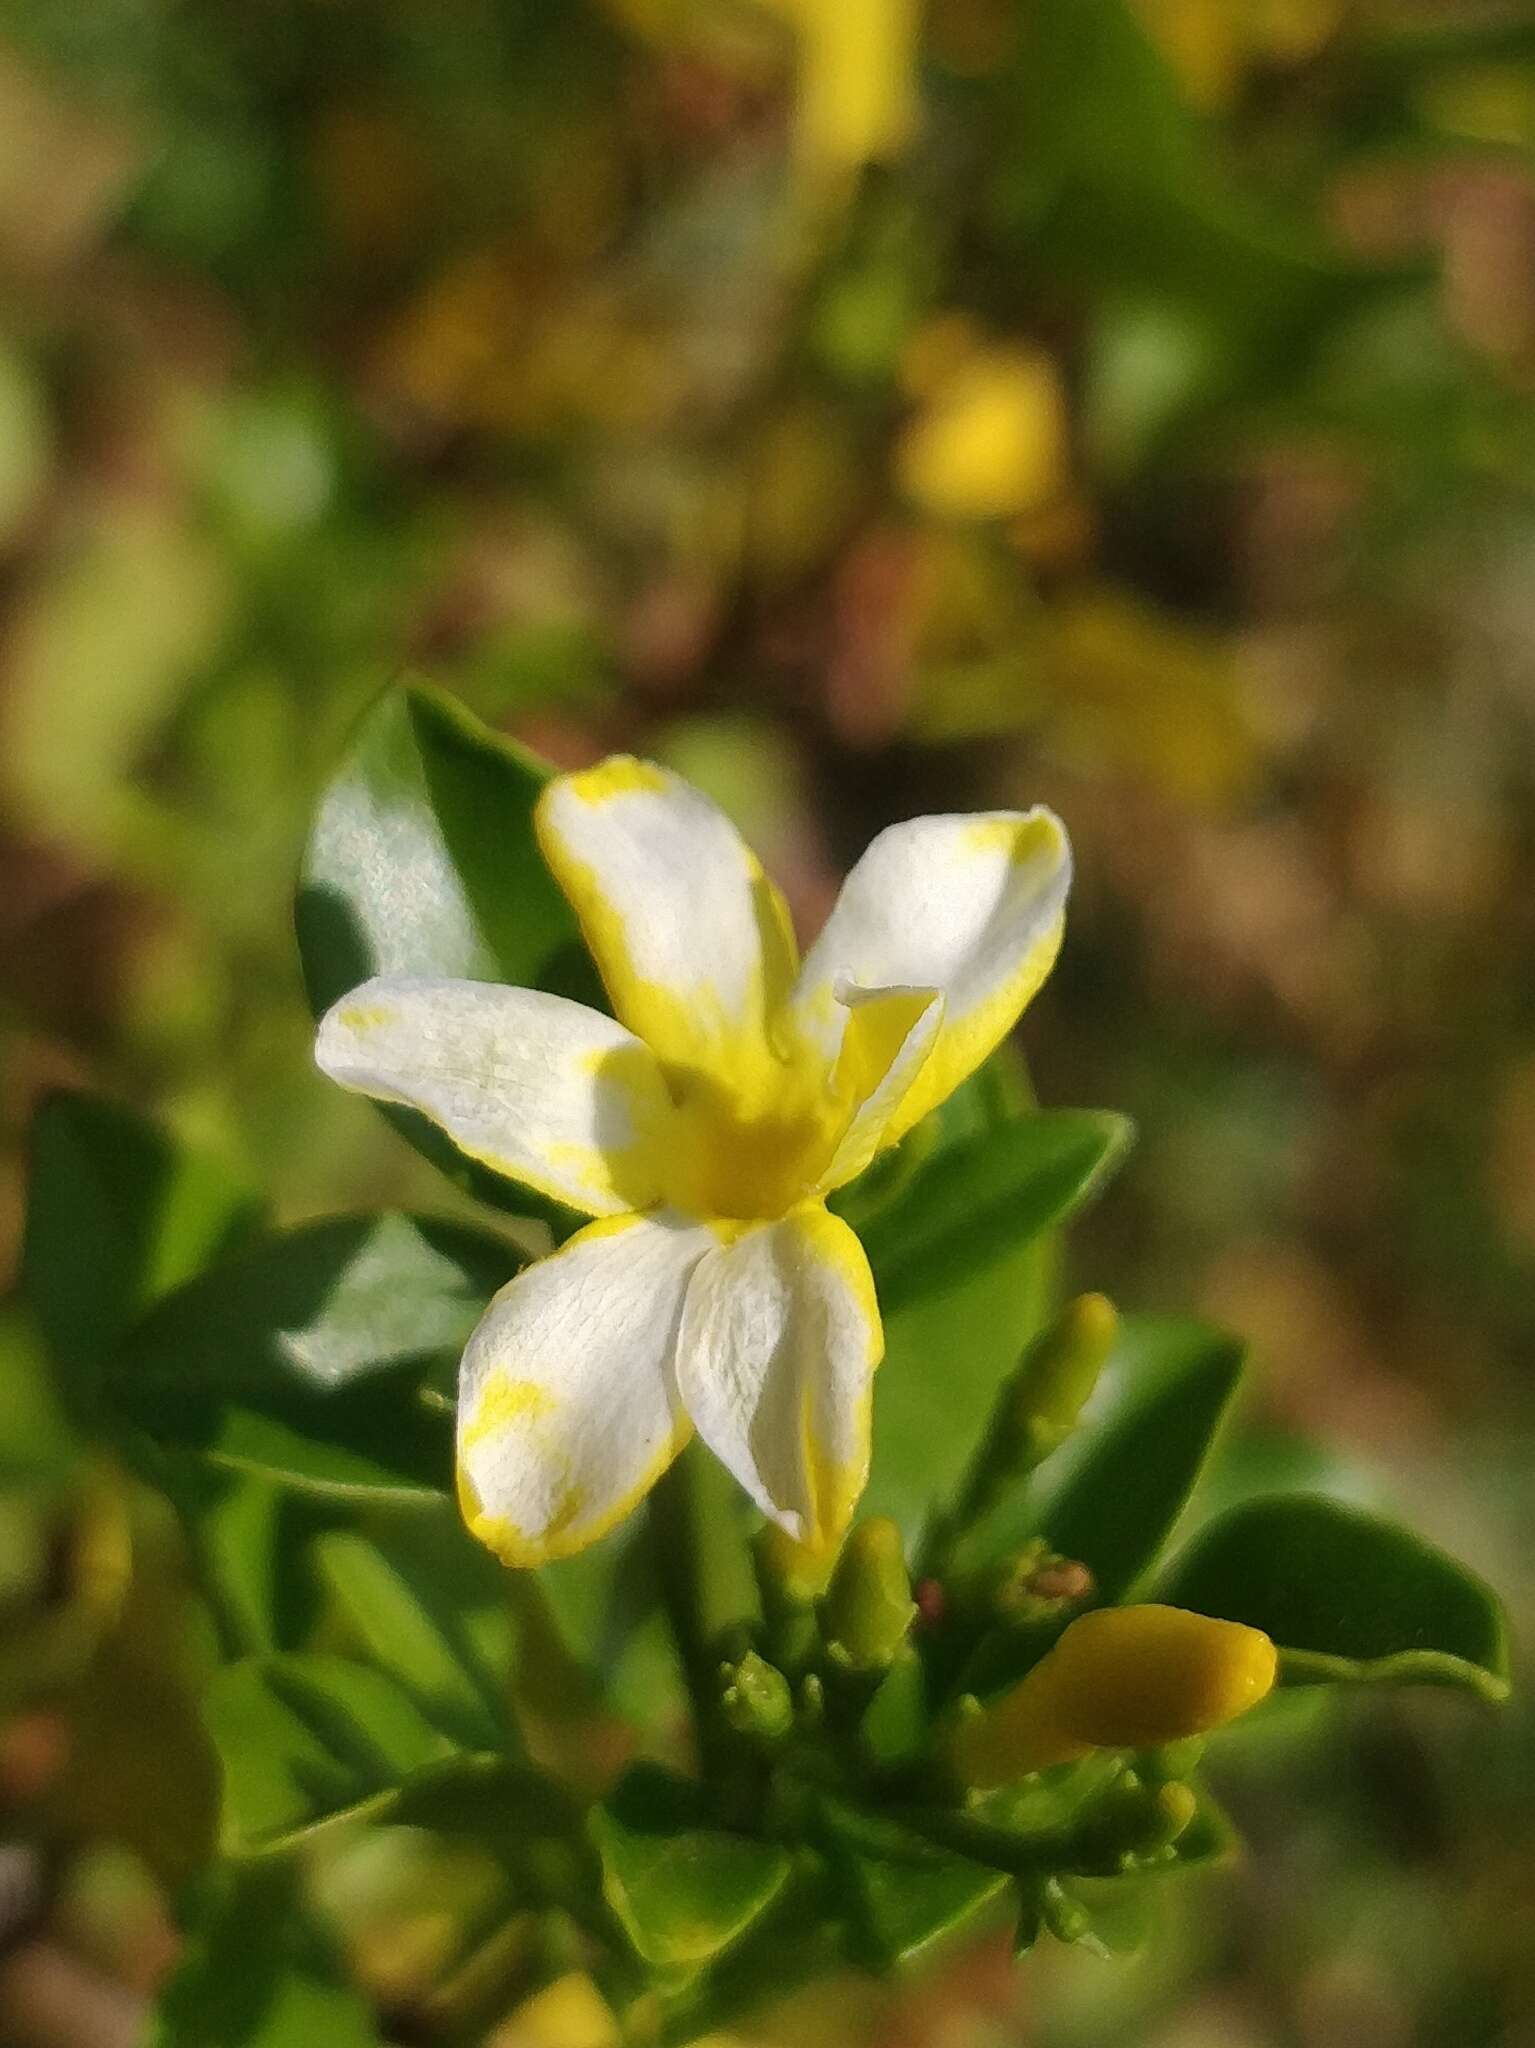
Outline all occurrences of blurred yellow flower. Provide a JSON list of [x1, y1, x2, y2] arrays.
[[773, 0, 922, 190], [897, 335, 1068, 524]]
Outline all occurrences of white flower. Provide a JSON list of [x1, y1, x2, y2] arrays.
[[315, 757, 1070, 1566]]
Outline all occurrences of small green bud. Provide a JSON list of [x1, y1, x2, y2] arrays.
[[1079, 1773, 1199, 1868], [1037, 1875, 1095, 1948], [989, 1541, 1096, 1626], [1143, 1780, 1198, 1855], [819, 1517, 917, 1672], [718, 1649, 794, 1743], [1139, 1736, 1206, 1785], [1019, 1292, 1117, 1438], [948, 1296, 1119, 1538]]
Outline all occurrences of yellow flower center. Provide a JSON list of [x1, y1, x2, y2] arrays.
[[660, 1055, 846, 1223]]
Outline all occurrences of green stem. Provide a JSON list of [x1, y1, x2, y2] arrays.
[[646, 1452, 720, 1768]]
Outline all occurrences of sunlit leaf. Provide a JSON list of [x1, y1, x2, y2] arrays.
[[296, 683, 597, 1221], [103, 1213, 521, 1500], [817, 1799, 1007, 1968], [590, 1764, 791, 1969], [207, 1653, 455, 1855], [314, 1526, 512, 1750]]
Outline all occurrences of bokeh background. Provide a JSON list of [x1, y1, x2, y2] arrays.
[[1, 0, 1533, 2043]]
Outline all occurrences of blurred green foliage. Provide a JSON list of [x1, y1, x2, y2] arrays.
[[1, 0, 1533, 2044]]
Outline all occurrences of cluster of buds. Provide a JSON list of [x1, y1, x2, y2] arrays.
[[685, 1293, 1279, 1902]]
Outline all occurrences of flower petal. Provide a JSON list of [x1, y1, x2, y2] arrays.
[[817, 982, 944, 1192], [316, 976, 675, 1216], [535, 758, 798, 1104], [793, 809, 1070, 1145], [457, 1211, 712, 1565], [675, 1205, 881, 1553]]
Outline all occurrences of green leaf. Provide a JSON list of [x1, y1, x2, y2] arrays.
[[102, 1212, 522, 1500], [961, 1314, 1244, 1603], [1005, 0, 1420, 410], [1048, 1876, 1155, 1958], [148, 1860, 383, 2047], [206, 1652, 455, 1855], [590, 1764, 791, 1969], [858, 1110, 1131, 1315], [392, 1754, 595, 1910], [860, 1065, 1063, 1533], [816, 1801, 1007, 1969], [314, 1527, 511, 1750], [22, 1091, 261, 1388], [185, 1474, 335, 1658], [1158, 1494, 1511, 1703], [296, 683, 598, 1218]]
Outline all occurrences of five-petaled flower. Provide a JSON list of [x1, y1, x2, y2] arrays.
[[315, 759, 1070, 1567]]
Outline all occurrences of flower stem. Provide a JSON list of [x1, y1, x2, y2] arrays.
[[646, 1450, 720, 1767]]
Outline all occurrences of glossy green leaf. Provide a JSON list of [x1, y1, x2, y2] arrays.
[[22, 1091, 261, 1388], [314, 1527, 510, 1749], [858, 1110, 1131, 1314], [148, 1860, 383, 2047], [958, 1314, 1244, 1610], [296, 683, 598, 1217], [1158, 1494, 1511, 1703], [102, 1212, 521, 1500], [206, 1652, 455, 1854], [860, 1065, 1062, 1533], [590, 1764, 791, 1969], [817, 1800, 1006, 1969]]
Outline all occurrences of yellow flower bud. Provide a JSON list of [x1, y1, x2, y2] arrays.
[[949, 1604, 1277, 1789]]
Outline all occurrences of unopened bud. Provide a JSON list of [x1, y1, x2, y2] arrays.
[[947, 1604, 1277, 1789], [719, 1649, 794, 1743], [1080, 1773, 1199, 1867], [1019, 1292, 1118, 1438], [989, 1541, 1095, 1625], [952, 1296, 1118, 1534], [819, 1517, 917, 1672], [1037, 1875, 1094, 1947]]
